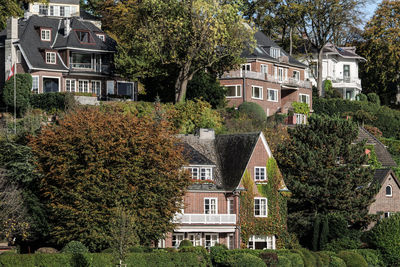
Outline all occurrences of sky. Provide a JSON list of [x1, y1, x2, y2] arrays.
[[363, 0, 381, 26]]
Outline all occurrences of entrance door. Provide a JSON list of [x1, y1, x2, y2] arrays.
[[43, 78, 59, 93]]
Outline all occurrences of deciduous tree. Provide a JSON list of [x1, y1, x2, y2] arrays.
[[29, 107, 191, 251]]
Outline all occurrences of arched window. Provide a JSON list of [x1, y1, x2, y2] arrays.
[[386, 185, 392, 197]]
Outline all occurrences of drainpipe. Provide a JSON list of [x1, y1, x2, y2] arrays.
[[243, 71, 246, 103]]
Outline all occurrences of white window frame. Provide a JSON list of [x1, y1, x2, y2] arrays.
[[254, 197, 268, 217], [248, 235, 275, 250], [267, 89, 278, 102], [260, 64, 268, 74], [226, 85, 242, 98], [78, 80, 89, 93], [200, 167, 212, 180], [386, 185, 392, 197], [278, 68, 284, 82], [227, 199, 234, 214], [252, 86, 263, 100], [185, 167, 199, 180], [96, 34, 105, 41], [172, 233, 184, 248], [254, 167, 266, 182], [91, 80, 101, 95], [204, 198, 218, 214], [270, 47, 280, 59], [65, 79, 76, 92], [299, 94, 310, 105], [241, 63, 251, 72], [39, 5, 48, 15], [188, 233, 202, 246], [228, 233, 235, 249], [45, 52, 56, 64], [293, 70, 300, 81], [205, 233, 219, 249], [41, 29, 51, 41], [384, 212, 391, 218], [42, 76, 61, 93], [32, 76, 39, 94]]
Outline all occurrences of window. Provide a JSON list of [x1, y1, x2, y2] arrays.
[[60, 6, 65, 16], [299, 94, 310, 105], [76, 31, 92, 43], [278, 68, 284, 82], [205, 234, 218, 249], [384, 212, 391, 218], [188, 234, 202, 246], [200, 167, 212, 180], [96, 34, 105, 41], [252, 86, 263, 100], [386, 185, 392, 197], [270, 47, 280, 59], [91, 80, 101, 96], [293, 70, 300, 81], [16, 50, 21, 63], [32, 76, 39, 94], [172, 234, 184, 248], [60, 6, 71, 17], [41, 29, 51, 41], [39, 5, 48, 15], [66, 79, 76, 92], [226, 85, 241, 98], [78, 80, 89, 93], [46, 52, 56, 64], [254, 167, 266, 181], [241, 64, 251, 72], [204, 198, 217, 214], [260, 64, 268, 74], [248, 235, 275, 250], [186, 167, 199, 179], [228, 234, 234, 249], [50, 5, 60, 16], [227, 199, 234, 214], [70, 53, 92, 69], [343, 64, 350, 80], [254, 197, 267, 217], [267, 89, 278, 102]]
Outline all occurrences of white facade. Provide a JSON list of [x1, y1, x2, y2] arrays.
[[304, 44, 365, 100]]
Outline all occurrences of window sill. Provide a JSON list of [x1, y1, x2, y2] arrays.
[[254, 215, 268, 218], [267, 99, 278, 102], [255, 182, 268, 185], [226, 96, 242, 98], [251, 97, 263, 100]]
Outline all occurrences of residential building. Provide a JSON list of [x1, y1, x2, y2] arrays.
[[303, 44, 366, 100], [220, 31, 312, 117], [161, 129, 287, 250], [0, 0, 136, 99]]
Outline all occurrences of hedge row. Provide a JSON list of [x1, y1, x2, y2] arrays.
[[0, 252, 206, 267], [313, 98, 400, 139]]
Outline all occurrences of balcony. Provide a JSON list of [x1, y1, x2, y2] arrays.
[[69, 63, 111, 74], [173, 213, 236, 224], [221, 71, 312, 89], [331, 77, 362, 89]]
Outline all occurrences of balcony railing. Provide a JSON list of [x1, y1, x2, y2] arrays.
[[173, 213, 236, 224], [70, 63, 111, 74], [221, 71, 312, 89], [331, 77, 361, 88]]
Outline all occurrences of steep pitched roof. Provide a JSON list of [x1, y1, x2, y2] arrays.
[[356, 127, 397, 167], [182, 143, 215, 166], [242, 31, 307, 69], [373, 169, 392, 185]]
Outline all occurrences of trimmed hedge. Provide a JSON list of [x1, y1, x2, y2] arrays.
[[30, 92, 69, 111], [350, 249, 384, 267], [277, 255, 291, 267], [238, 102, 267, 122], [277, 249, 304, 267], [62, 241, 89, 253], [228, 253, 266, 267], [329, 256, 346, 267], [337, 251, 368, 267]]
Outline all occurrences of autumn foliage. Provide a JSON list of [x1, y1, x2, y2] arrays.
[[29, 107, 191, 251]]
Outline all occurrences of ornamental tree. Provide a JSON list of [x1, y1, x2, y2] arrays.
[[276, 115, 377, 248], [29, 107, 191, 251]]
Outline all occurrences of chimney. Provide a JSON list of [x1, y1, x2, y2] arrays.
[[198, 128, 215, 140], [64, 18, 71, 36], [5, 17, 18, 81], [6, 17, 18, 40]]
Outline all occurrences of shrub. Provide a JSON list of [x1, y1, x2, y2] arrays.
[[329, 256, 346, 267], [350, 249, 384, 267], [316, 251, 330, 266], [210, 244, 229, 266], [2, 73, 32, 116], [277, 250, 304, 267], [179, 240, 193, 248], [179, 246, 211, 266], [101, 248, 114, 253], [228, 253, 266, 267], [363, 125, 382, 138], [30, 92, 68, 112], [238, 102, 267, 123], [62, 241, 89, 254], [337, 251, 367, 267], [323, 236, 361, 252], [277, 255, 291, 267], [71, 253, 92, 267], [357, 93, 368, 102], [128, 246, 153, 253], [367, 93, 380, 105], [298, 248, 317, 267], [259, 251, 278, 266]]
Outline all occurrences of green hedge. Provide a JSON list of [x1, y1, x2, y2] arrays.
[[30, 92, 69, 112], [350, 249, 384, 267], [337, 250, 368, 267]]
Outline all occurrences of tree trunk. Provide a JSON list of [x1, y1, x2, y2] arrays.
[[317, 47, 324, 97], [289, 27, 293, 56], [175, 62, 192, 103]]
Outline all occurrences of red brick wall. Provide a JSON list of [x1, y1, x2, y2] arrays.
[[183, 192, 231, 214]]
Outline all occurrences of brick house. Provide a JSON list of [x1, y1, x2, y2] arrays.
[[0, 0, 136, 99], [161, 129, 287, 250], [219, 31, 312, 117]]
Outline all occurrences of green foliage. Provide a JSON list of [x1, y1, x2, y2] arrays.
[[179, 240, 193, 248], [365, 145, 382, 169], [316, 251, 330, 266], [30, 93, 70, 112], [186, 71, 227, 108], [277, 255, 291, 267], [277, 250, 304, 267], [62, 241, 89, 253], [337, 251, 368, 267], [366, 213, 400, 266], [71, 253, 92, 267], [2, 74, 32, 116], [259, 251, 278, 266], [329, 256, 346, 267], [210, 244, 229, 267], [357, 94, 368, 102], [350, 249, 384, 267], [367, 93, 380, 106], [277, 115, 376, 247], [292, 102, 310, 116], [323, 237, 362, 252], [228, 253, 266, 267], [312, 216, 321, 251], [179, 246, 211, 266], [0, 1, 23, 31], [238, 102, 267, 124], [320, 216, 329, 251], [220, 107, 265, 134], [298, 248, 317, 267]]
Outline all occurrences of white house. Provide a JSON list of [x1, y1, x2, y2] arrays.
[[304, 44, 366, 100]]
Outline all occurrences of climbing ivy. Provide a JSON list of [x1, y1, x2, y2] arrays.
[[239, 158, 290, 249], [291, 102, 310, 116]]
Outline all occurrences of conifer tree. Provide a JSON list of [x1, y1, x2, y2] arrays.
[[277, 115, 377, 247]]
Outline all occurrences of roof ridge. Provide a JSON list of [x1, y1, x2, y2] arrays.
[[361, 126, 386, 147]]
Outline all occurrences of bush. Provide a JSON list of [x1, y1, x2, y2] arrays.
[[259, 251, 278, 266], [62, 241, 89, 254], [329, 256, 346, 267], [323, 236, 361, 252], [30, 92, 75, 112], [298, 248, 317, 267], [350, 249, 384, 267], [277, 250, 304, 267], [2, 73, 32, 116], [238, 102, 267, 123], [101, 248, 114, 253], [71, 253, 92, 267], [316, 251, 330, 266], [179, 246, 211, 266], [128, 246, 153, 253], [179, 239, 193, 248], [277, 255, 291, 267], [228, 253, 266, 267], [357, 93, 368, 102], [367, 93, 380, 105], [337, 251, 367, 267], [210, 244, 229, 266]]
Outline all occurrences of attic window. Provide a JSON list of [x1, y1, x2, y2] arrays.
[[386, 185, 392, 197], [254, 167, 266, 181], [270, 47, 280, 59], [96, 34, 105, 41], [46, 52, 56, 64], [41, 29, 51, 41], [76, 31, 93, 43]]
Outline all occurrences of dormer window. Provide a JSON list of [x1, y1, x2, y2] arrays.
[[41, 29, 51, 41], [46, 52, 56, 64], [96, 34, 105, 41], [186, 167, 212, 180], [76, 31, 93, 43], [270, 47, 280, 59], [39, 5, 48, 16]]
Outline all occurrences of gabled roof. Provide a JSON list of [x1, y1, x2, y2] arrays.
[[323, 43, 366, 61], [356, 127, 397, 167], [182, 143, 215, 166], [373, 169, 400, 189], [242, 31, 307, 69]]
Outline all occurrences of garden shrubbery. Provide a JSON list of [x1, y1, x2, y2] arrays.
[[337, 251, 368, 267], [62, 241, 89, 254]]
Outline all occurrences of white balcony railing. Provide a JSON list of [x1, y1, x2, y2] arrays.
[[221, 71, 312, 89], [173, 213, 236, 224], [331, 77, 362, 88]]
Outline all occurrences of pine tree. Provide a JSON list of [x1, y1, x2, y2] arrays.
[[277, 115, 377, 247]]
